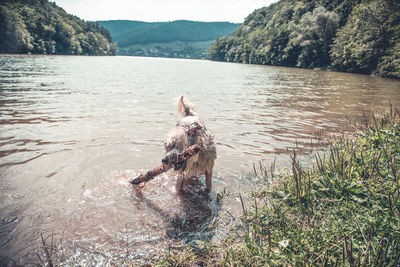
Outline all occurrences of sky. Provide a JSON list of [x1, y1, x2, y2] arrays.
[[53, 0, 279, 23]]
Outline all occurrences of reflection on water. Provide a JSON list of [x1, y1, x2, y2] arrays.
[[0, 55, 400, 264]]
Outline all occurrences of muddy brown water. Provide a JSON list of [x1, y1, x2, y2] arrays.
[[1, 55, 399, 264]]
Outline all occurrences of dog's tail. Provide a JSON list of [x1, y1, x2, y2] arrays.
[[176, 95, 195, 117]]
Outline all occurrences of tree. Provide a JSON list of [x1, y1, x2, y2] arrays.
[[208, 36, 231, 61], [331, 0, 399, 77], [0, 6, 33, 53], [288, 6, 339, 68], [0, 0, 117, 55]]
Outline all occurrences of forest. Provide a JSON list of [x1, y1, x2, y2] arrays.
[[0, 0, 117, 56], [208, 0, 400, 78]]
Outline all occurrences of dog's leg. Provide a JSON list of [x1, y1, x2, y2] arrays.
[[176, 174, 185, 194], [205, 169, 213, 193], [182, 175, 197, 188]]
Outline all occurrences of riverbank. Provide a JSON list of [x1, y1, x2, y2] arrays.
[[154, 107, 400, 266]]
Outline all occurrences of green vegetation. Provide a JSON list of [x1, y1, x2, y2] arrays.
[[331, 1, 400, 78], [155, 107, 400, 265], [209, 0, 400, 78], [0, 0, 117, 55], [99, 20, 239, 59], [97, 20, 164, 44]]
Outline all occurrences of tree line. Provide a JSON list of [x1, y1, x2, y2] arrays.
[[208, 0, 400, 78], [0, 0, 117, 55]]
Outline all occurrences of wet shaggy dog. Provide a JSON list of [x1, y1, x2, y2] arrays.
[[163, 96, 217, 194]]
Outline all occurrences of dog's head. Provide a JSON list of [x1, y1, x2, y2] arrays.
[[178, 116, 204, 135]]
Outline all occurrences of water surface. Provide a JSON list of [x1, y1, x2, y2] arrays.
[[1, 55, 399, 264]]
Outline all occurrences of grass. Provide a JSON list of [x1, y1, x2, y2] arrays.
[[155, 106, 400, 266]]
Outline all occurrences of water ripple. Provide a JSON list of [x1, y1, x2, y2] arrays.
[[1, 55, 400, 264]]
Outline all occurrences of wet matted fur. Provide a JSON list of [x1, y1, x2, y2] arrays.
[[163, 96, 217, 194]]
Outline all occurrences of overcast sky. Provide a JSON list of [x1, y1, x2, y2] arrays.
[[53, 0, 279, 23]]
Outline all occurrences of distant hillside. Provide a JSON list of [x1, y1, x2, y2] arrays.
[[99, 20, 239, 59], [209, 0, 400, 78], [0, 0, 117, 55]]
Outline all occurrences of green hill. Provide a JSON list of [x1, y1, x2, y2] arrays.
[[0, 0, 117, 55], [97, 20, 164, 44], [208, 0, 400, 78], [99, 20, 239, 59]]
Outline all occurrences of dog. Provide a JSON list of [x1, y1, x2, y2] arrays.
[[162, 96, 217, 194]]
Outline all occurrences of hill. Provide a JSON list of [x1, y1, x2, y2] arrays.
[[208, 0, 400, 78], [0, 0, 117, 55], [99, 20, 239, 59]]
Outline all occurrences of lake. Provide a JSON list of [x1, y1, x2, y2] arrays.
[[1, 55, 399, 264]]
